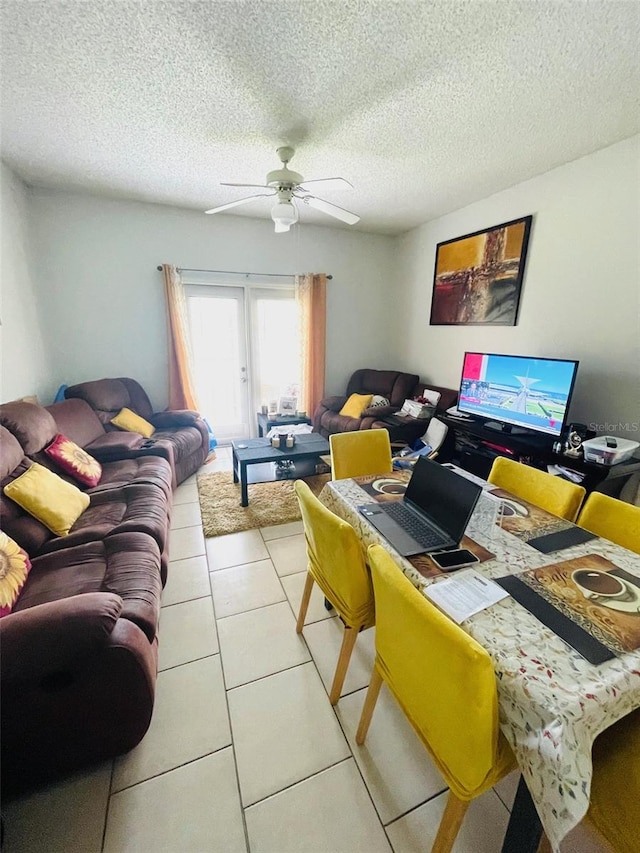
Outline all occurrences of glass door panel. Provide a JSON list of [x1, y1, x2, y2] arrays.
[[250, 289, 301, 416], [186, 286, 250, 442], [186, 283, 301, 442]]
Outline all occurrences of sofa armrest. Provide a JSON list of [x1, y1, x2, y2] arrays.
[[1, 593, 123, 679], [150, 410, 201, 428], [313, 396, 349, 433], [361, 405, 397, 418], [1, 596, 157, 796], [319, 396, 348, 413], [85, 432, 144, 461]]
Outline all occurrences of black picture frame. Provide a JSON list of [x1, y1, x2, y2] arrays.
[[429, 215, 533, 326]]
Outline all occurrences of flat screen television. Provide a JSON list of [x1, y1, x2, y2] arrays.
[[457, 352, 579, 438]]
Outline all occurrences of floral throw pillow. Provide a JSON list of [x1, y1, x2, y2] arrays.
[[45, 434, 102, 487], [0, 531, 31, 617]]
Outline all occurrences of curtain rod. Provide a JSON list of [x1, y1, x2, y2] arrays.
[[156, 265, 332, 280]]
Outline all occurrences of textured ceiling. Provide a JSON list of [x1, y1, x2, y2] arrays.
[[2, 0, 639, 235]]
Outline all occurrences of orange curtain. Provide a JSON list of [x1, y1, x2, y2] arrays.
[[161, 264, 200, 411], [295, 273, 327, 416]]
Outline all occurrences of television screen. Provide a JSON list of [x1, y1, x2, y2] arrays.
[[457, 352, 579, 437]]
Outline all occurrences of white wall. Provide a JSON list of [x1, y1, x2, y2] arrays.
[[0, 163, 53, 402], [394, 136, 640, 438], [10, 137, 639, 431], [28, 192, 396, 409]]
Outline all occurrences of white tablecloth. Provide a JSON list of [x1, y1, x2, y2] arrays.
[[320, 476, 640, 851]]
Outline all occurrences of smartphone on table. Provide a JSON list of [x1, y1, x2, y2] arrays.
[[430, 549, 480, 572]]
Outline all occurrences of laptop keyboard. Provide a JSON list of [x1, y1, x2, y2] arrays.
[[383, 501, 444, 548]]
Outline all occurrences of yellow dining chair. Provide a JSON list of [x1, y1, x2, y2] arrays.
[[488, 456, 586, 522], [329, 428, 392, 480], [587, 708, 640, 853], [357, 545, 516, 852], [294, 480, 375, 704], [577, 491, 640, 555], [537, 709, 640, 853]]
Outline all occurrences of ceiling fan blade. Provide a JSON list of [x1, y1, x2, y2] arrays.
[[298, 177, 354, 189], [204, 193, 276, 215], [220, 182, 271, 189], [300, 194, 360, 225]]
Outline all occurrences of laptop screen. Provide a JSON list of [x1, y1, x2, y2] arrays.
[[404, 457, 482, 541]]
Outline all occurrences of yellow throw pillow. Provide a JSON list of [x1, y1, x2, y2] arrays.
[[339, 393, 374, 419], [3, 463, 90, 537], [110, 407, 155, 438]]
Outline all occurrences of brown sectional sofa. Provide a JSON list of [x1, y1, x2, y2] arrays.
[[46, 399, 174, 497], [3, 558, 159, 793], [65, 377, 209, 486], [0, 412, 171, 581], [0, 388, 202, 796]]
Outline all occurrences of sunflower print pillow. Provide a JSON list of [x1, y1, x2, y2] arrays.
[[45, 434, 102, 487], [0, 531, 31, 617]]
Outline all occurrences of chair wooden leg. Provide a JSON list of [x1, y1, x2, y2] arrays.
[[431, 792, 469, 853], [329, 625, 359, 705], [296, 572, 315, 633], [536, 835, 553, 853], [355, 666, 383, 744]]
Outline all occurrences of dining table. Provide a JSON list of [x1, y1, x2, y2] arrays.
[[318, 466, 640, 852]]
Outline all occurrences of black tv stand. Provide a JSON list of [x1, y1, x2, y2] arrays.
[[483, 421, 530, 435], [439, 413, 640, 493]]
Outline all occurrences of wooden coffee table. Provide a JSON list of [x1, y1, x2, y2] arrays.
[[231, 434, 330, 506]]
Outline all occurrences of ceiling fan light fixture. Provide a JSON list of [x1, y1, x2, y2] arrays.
[[271, 200, 298, 232]]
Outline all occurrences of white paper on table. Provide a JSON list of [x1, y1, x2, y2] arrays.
[[265, 424, 313, 438], [424, 569, 509, 624]]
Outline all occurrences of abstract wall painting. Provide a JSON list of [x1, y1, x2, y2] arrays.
[[429, 216, 533, 326]]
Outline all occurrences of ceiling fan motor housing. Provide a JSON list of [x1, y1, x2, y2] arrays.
[[266, 167, 304, 188], [266, 146, 303, 188]]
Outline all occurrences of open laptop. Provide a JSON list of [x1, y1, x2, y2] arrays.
[[358, 456, 482, 557]]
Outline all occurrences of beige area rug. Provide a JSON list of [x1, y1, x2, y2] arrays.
[[197, 471, 331, 537]]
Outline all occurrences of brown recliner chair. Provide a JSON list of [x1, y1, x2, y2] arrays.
[[313, 369, 420, 438]]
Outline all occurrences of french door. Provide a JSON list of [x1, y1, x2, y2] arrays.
[[186, 283, 300, 443]]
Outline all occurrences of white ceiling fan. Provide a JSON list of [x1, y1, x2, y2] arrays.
[[205, 146, 360, 233]]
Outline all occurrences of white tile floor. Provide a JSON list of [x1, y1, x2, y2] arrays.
[[2, 446, 609, 852]]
